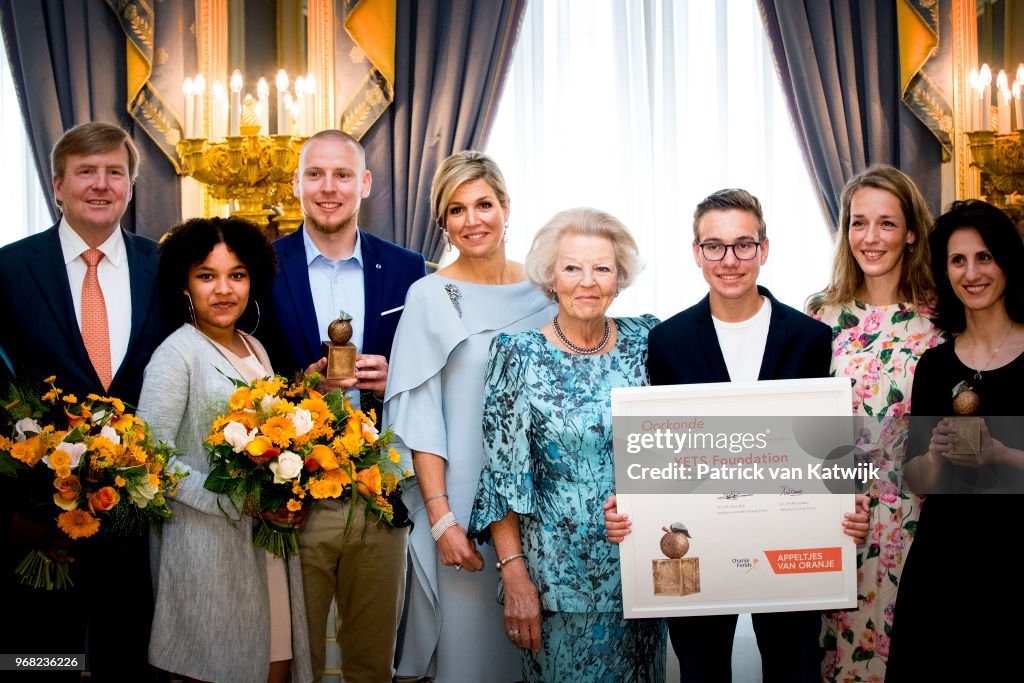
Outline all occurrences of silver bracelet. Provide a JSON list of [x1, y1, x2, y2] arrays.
[[430, 511, 458, 542], [496, 552, 527, 571], [423, 492, 449, 504]]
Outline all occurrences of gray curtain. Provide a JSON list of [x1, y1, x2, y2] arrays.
[[759, 0, 942, 230], [361, 0, 527, 261], [0, 0, 182, 239]]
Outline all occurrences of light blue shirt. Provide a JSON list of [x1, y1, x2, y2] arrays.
[[303, 226, 365, 409]]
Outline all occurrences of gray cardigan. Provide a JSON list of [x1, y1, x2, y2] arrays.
[[138, 325, 312, 683]]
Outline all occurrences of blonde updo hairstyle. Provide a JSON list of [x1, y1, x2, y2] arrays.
[[430, 150, 510, 229], [526, 207, 643, 301]]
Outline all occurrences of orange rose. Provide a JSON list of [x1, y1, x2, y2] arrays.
[[88, 486, 121, 513], [356, 465, 382, 498], [53, 475, 80, 500]]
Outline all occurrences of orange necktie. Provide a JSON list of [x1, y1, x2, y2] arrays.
[[81, 248, 112, 391]]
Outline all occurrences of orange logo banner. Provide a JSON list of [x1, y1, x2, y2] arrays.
[[763, 547, 842, 574]]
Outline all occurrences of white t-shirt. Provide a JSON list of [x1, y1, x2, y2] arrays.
[[712, 297, 771, 382]]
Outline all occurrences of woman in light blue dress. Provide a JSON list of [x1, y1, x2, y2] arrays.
[[385, 151, 553, 681], [468, 208, 666, 682]]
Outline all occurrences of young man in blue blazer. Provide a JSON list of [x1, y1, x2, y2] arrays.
[[262, 129, 425, 683]]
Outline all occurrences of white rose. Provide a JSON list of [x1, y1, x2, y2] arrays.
[[269, 451, 303, 484], [361, 421, 379, 441], [223, 421, 258, 453], [260, 394, 277, 412], [13, 417, 41, 442], [100, 425, 121, 445], [289, 408, 313, 438], [43, 442, 87, 469], [52, 493, 79, 511]]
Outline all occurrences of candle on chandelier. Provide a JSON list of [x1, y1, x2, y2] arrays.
[[257, 78, 270, 135], [212, 80, 228, 140], [981, 64, 993, 131], [294, 76, 307, 136], [305, 74, 316, 135], [997, 70, 1011, 134], [276, 70, 290, 135], [183, 78, 195, 138], [229, 70, 243, 136], [193, 74, 206, 138]]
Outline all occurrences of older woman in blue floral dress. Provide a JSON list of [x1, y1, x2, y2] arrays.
[[468, 207, 665, 682], [807, 165, 944, 682]]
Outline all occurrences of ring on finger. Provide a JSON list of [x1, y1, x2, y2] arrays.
[[455, 564, 463, 571], [507, 628, 520, 638]]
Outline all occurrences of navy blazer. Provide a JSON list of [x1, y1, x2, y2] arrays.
[[263, 226, 427, 376], [0, 224, 169, 405], [648, 286, 831, 385]]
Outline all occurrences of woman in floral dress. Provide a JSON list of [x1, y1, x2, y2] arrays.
[[807, 165, 944, 682], [469, 208, 665, 682]]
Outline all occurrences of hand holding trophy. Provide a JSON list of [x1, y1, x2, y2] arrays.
[[323, 310, 356, 380]]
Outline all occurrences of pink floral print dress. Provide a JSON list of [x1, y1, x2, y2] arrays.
[[812, 300, 944, 683]]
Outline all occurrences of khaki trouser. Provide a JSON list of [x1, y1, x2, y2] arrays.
[[300, 498, 408, 683]]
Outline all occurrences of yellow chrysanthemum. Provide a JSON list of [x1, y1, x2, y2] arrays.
[[308, 477, 344, 499], [62, 394, 77, 404], [381, 472, 398, 495], [43, 375, 56, 383], [255, 378, 284, 397], [260, 416, 296, 448], [388, 447, 400, 463], [208, 432, 226, 446], [228, 387, 252, 411], [286, 499, 302, 512], [41, 390, 59, 402], [0, 435, 13, 451], [48, 450, 71, 470], [55, 466, 72, 480], [115, 475, 127, 487], [57, 509, 100, 539], [11, 437, 45, 466]]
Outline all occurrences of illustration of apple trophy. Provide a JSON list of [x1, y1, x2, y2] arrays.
[[653, 522, 701, 596], [949, 380, 982, 455], [323, 310, 356, 380]]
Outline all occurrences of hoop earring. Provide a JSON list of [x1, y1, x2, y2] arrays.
[[185, 292, 197, 327], [242, 300, 261, 336]]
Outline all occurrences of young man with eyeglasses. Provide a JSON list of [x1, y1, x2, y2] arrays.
[[605, 188, 838, 681]]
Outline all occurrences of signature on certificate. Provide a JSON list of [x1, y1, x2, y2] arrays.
[[780, 486, 804, 496], [718, 491, 753, 500]]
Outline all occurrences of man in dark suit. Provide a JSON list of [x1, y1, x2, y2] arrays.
[[606, 189, 853, 682], [262, 129, 425, 682], [0, 122, 168, 680]]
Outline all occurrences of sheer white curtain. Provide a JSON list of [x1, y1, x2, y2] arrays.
[[486, 0, 834, 320], [1, 39, 53, 247]]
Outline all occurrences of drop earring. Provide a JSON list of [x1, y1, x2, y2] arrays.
[[443, 228, 452, 251], [184, 292, 197, 327]]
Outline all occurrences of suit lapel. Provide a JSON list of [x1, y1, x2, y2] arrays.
[[695, 295, 730, 381], [758, 287, 787, 380], [360, 231, 383, 354], [115, 231, 158, 384], [280, 230, 322, 361], [26, 227, 98, 388]]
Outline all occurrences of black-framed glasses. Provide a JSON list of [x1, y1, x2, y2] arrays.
[[698, 240, 762, 261]]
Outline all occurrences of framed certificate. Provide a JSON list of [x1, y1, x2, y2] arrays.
[[611, 377, 858, 618]]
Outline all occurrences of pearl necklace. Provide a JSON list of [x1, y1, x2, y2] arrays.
[[964, 324, 1015, 381], [552, 314, 610, 355]]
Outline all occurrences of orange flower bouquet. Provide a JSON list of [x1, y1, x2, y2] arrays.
[[0, 378, 187, 589], [204, 373, 404, 558]]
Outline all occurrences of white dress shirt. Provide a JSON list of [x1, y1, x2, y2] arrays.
[[303, 227, 365, 409], [59, 218, 132, 378]]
